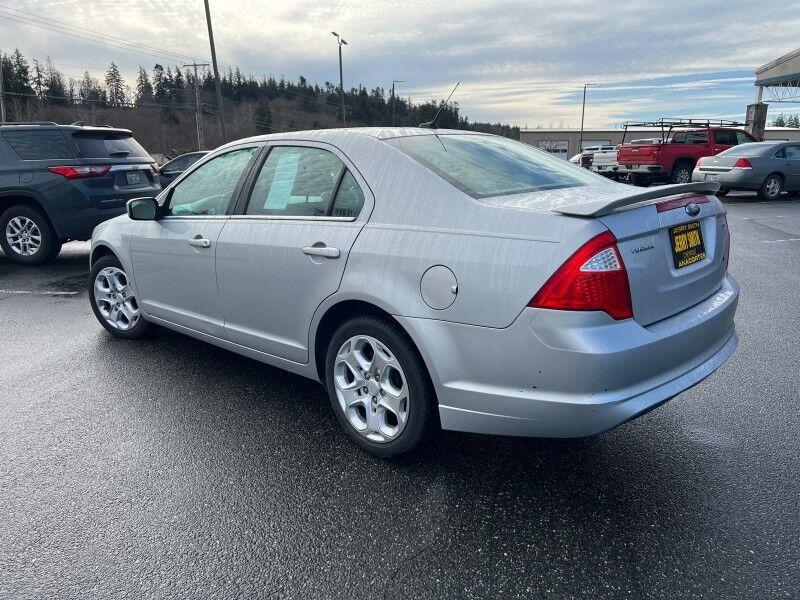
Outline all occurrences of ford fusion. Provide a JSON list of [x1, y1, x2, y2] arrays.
[[89, 128, 739, 457]]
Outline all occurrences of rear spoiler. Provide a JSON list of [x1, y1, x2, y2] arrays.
[[554, 182, 720, 217]]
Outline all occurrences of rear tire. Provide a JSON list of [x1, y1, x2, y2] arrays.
[[631, 174, 651, 187], [670, 161, 693, 184], [757, 174, 783, 201], [89, 254, 150, 339], [0, 205, 56, 266], [324, 314, 437, 458]]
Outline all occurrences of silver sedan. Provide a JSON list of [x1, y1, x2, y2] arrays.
[[693, 141, 800, 200], [89, 128, 739, 457]]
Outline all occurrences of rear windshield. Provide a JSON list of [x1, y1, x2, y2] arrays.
[[718, 143, 778, 157], [387, 134, 602, 198], [72, 131, 150, 159]]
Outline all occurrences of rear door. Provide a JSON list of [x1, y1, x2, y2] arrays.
[[215, 142, 372, 363], [711, 130, 737, 155], [130, 146, 259, 336], [598, 195, 728, 325], [70, 130, 158, 210]]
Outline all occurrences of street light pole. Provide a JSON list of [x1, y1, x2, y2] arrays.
[[391, 80, 404, 126], [579, 83, 596, 153], [204, 0, 227, 143], [331, 32, 347, 127]]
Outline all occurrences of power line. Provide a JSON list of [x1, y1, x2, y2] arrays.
[[0, 4, 200, 62], [0, 12, 194, 65]]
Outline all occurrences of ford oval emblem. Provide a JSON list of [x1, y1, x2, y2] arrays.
[[685, 202, 701, 217]]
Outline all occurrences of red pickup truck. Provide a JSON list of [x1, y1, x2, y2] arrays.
[[618, 125, 758, 186]]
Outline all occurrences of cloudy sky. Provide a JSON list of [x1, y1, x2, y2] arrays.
[[1, 0, 799, 128]]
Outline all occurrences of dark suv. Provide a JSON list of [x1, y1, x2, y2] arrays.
[[0, 122, 160, 265]]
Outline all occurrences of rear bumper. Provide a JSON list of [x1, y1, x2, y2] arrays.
[[621, 164, 664, 174], [57, 205, 127, 240], [397, 275, 739, 438], [692, 168, 763, 190]]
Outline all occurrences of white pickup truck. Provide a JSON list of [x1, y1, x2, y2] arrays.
[[590, 146, 621, 178]]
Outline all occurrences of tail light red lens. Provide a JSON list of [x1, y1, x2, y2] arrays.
[[732, 158, 753, 170], [48, 165, 111, 179], [529, 230, 633, 320]]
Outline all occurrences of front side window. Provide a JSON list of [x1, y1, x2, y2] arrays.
[[166, 147, 256, 216], [387, 134, 603, 199], [246, 146, 347, 217]]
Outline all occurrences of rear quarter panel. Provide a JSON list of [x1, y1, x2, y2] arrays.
[[335, 137, 606, 328]]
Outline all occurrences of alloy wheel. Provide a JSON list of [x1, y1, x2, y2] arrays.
[[93, 266, 141, 331], [675, 167, 691, 184], [5, 216, 42, 256], [765, 177, 781, 199], [333, 335, 410, 443]]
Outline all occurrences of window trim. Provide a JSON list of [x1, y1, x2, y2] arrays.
[[235, 140, 367, 221], [158, 144, 261, 219]]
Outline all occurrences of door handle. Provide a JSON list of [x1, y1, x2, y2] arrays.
[[188, 236, 211, 248], [302, 244, 340, 259]]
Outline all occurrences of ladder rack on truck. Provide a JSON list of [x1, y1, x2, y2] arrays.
[[619, 118, 746, 145]]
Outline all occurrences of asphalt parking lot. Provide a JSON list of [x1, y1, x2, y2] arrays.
[[1, 193, 798, 599]]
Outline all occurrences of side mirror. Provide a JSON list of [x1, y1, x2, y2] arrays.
[[127, 197, 159, 221]]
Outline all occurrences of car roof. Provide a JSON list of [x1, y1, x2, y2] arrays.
[[0, 122, 132, 135], [218, 127, 492, 149]]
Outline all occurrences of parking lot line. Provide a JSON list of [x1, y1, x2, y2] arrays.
[[0, 289, 79, 296]]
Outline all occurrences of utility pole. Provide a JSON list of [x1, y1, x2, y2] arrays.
[[184, 61, 210, 150], [579, 83, 596, 153], [204, 0, 227, 143], [331, 32, 347, 127], [391, 80, 404, 126], [0, 49, 6, 123]]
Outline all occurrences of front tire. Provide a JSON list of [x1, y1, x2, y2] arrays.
[[325, 315, 437, 457], [89, 255, 150, 338], [758, 174, 783, 201], [0, 205, 56, 266]]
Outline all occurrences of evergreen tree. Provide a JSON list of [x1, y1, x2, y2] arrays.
[[79, 70, 105, 106], [254, 100, 272, 133], [788, 114, 800, 128], [105, 62, 126, 107], [10, 49, 33, 95], [152, 64, 166, 104], [773, 114, 786, 127], [31, 59, 45, 98], [135, 65, 153, 105], [44, 58, 67, 104], [172, 68, 185, 105]]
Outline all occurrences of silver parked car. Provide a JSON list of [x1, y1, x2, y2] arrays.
[[89, 128, 739, 457], [692, 141, 800, 200]]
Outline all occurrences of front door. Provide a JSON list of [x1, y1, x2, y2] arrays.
[[131, 147, 258, 336], [216, 143, 371, 363], [783, 144, 800, 189]]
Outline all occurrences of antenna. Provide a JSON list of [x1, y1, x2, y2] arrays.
[[419, 82, 460, 128]]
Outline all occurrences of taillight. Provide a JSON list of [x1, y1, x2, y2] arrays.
[[48, 165, 111, 179], [732, 158, 753, 170], [529, 230, 633, 320]]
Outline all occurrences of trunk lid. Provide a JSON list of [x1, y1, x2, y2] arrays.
[[598, 194, 729, 325]]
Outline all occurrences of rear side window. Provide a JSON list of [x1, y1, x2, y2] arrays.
[[672, 131, 708, 144], [72, 132, 150, 159], [331, 170, 365, 218], [736, 131, 753, 144], [713, 130, 737, 146], [387, 134, 602, 199], [785, 145, 800, 160], [2, 129, 72, 160]]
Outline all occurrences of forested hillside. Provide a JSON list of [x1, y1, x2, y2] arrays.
[[0, 49, 519, 158]]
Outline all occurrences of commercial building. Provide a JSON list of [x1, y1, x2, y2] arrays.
[[519, 127, 800, 159]]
